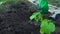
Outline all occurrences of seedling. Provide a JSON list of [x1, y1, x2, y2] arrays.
[[40, 19, 55, 34], [30, 12, 55, 34], [30, 12, 42, 22]]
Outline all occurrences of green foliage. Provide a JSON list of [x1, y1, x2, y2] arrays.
[[30, 12, 55, 34], [30, 12, 42, 22], [40, 19, 55, 34], [0, 0, 29, 12], [0, 0, 7, 3], [0, 0, 19, 3], [5, 0, 28, 4], [0, 0, 7, 11], [0, 0, 6, 2], [0, 6, 2, 11]]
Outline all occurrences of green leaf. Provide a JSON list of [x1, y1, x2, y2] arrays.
[[0, 0, 7, 2], [30, 12, 40, 20], [40, 19, 55, 34]]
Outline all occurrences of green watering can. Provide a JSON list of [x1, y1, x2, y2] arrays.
[[38, 0, 49, 14], [28, 0, 49, 14]]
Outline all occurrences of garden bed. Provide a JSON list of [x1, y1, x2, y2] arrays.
[[0, 0, 60, 34]]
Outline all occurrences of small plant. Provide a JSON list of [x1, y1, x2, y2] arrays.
[[40, 19, 55, 34], [30, 12, 42, 22], [30, 12, 55, 34]]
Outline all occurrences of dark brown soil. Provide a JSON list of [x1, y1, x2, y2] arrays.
[[0, 0, 60, 34], [0, 0, 40, 34]]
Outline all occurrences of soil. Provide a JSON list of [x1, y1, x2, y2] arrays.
[[0, 0, 60, 34], [0, 1, 40, 34]]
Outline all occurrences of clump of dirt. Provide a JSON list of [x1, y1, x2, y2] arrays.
[[0, 0, 40, 34]]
